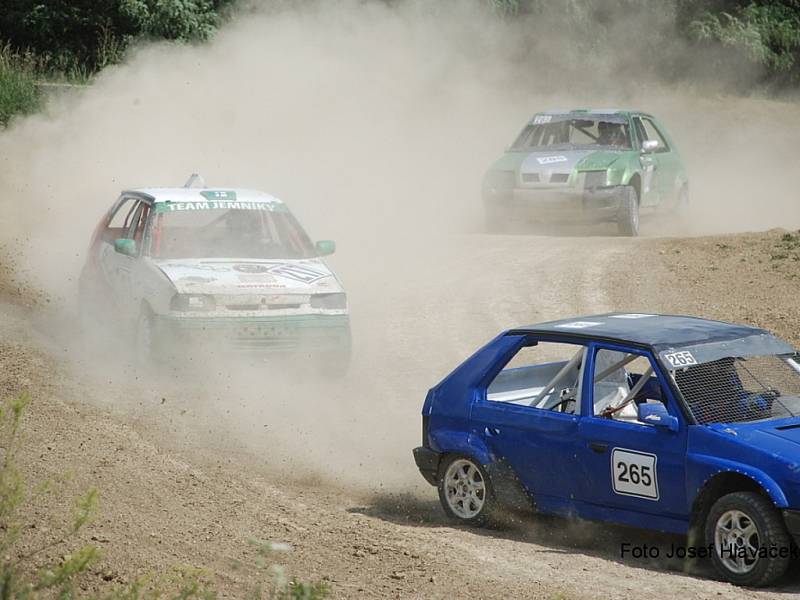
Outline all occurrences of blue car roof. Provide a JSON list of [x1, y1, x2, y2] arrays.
[[510, 313, 788, 353]]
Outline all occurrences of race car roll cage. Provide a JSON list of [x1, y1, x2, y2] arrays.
[[495, 327, 800, 429], [493, 332, 697, 425], [502, 343, 658, 419]]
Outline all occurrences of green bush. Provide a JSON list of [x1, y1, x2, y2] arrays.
[[3, 0, 800, 91], [120, 0, 221, 42], [0, 0, 234, 74], [0, 46, 41, 127], [488, 0, 800, 87], [690, 1, 800, 85]]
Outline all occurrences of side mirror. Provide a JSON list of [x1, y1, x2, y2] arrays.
[[114, 238, 136, 256], [315, 240, 336, 256], [639, 403, 679, 432], [641, 139, 659, 153]]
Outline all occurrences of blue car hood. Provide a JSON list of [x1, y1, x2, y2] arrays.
[[710, 419, 800, 455]]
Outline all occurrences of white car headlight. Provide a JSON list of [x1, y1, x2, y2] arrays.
[[310, 293, 347, 310], [170, 294, 216, 311]]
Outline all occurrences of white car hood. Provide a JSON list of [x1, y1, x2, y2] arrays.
[[152, 258, 344, 295]]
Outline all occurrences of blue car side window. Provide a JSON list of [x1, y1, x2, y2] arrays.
[[486, 341, 587, 415], [591, 348, 669, 424]]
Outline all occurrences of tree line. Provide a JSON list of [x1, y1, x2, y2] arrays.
[[0, 0, 798, 125]]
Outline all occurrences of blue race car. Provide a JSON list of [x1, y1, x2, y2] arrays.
[[413, 313, 800, 587]]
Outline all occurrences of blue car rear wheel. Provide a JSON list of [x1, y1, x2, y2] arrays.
[[437, 455, 498, 527]]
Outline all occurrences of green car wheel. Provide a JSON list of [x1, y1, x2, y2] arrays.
[[616, 186, 640, 237]]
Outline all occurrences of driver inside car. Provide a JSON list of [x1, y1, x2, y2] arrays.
[[597, 121, 627, 147], [593, 350, 640, 421], [222, 210, 273, 256], [675, 357, 774, 423]]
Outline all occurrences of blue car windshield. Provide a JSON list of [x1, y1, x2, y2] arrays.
[[672, 354, 800, 425]]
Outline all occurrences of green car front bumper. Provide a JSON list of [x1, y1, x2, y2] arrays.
[[485, 185, 624, 224]]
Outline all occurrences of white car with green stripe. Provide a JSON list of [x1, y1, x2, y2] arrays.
[[79, 178, 350, 373]]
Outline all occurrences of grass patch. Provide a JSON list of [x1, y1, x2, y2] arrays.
[[773, 230, 800, 260], [779, 231, 800, 249], [0, 45, 41, 127], [0, 392, 330, 598], [769, 230, 800, 279], [0, 43, 91, 128]]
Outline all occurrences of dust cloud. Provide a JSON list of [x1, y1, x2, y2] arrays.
[[1, 1, 799, 491]]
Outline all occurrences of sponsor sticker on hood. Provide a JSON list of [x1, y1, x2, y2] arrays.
[[521, 149, 624, 179], [536, 155, 568, 165], [232, 262, 328, 283], [153, 259, 340, 294]]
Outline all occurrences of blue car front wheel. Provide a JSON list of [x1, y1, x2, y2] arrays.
[[705, 491, 791, 587], [438, 455, 498, 527]]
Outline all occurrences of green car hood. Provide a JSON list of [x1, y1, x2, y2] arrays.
[[486, 149, 629, 175], [575, 150, 629, 171]]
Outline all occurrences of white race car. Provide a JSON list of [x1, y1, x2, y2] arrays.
[[79, 176, 350, 373]]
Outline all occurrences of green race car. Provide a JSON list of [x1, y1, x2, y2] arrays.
[[481, 109, 688, 236]]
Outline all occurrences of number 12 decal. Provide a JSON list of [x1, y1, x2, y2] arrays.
[[611, 448, 659, 500]]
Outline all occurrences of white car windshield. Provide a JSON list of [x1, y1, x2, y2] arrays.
[[511, 115, 632, 151], [147, 204, 316, 260]]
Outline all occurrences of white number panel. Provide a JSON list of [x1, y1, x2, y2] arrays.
[[663, 350, 698, 368], [611, 448, 659, 500]]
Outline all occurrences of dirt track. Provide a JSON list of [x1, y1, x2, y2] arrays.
[[3, 227, 799, 599]]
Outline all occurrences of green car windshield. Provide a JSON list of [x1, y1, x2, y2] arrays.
[[147, 205, 317, 260], [510, 115, 632, 151]]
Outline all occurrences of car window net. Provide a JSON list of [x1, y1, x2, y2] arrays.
[[673, 355, 800, 424]]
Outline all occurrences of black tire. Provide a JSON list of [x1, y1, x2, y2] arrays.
[[437, 454, 499, 527], [616, 185, 640, 236], [135, 308, 159, 365], [705, 491, 791, 587]]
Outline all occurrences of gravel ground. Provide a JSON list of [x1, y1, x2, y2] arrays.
[[2, 228, 799, 599]]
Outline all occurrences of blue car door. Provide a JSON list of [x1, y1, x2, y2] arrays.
[[576, 343, 689, 530], [471, 339, 586, 515]]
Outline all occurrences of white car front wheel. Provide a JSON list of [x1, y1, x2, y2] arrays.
[[135, 310, 156, 364]]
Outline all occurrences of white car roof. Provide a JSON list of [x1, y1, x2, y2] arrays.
[[125, 187, 285, 205]]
